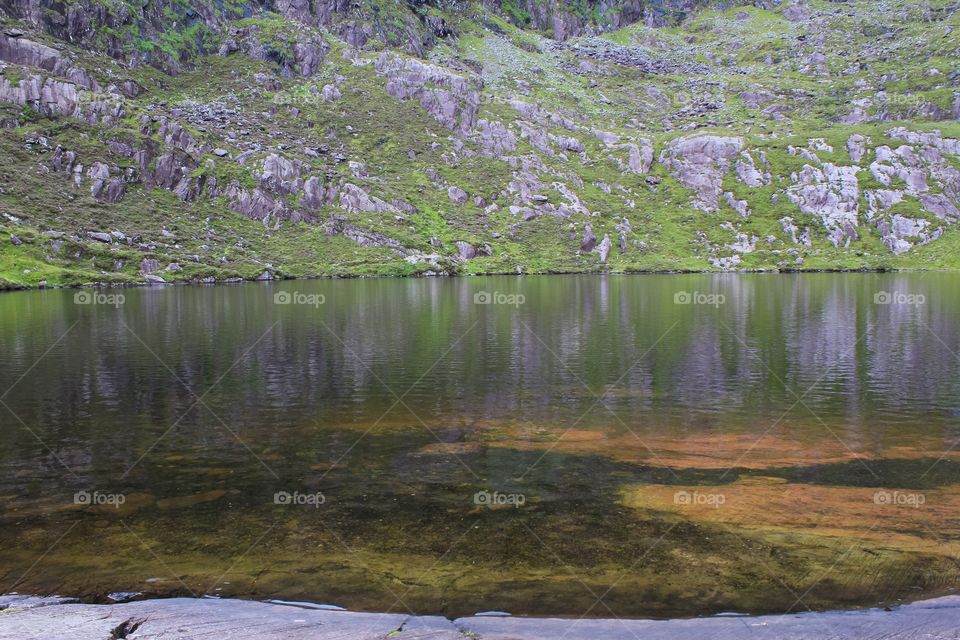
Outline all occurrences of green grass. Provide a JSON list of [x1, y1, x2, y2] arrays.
[[0, 0, 958, 287]]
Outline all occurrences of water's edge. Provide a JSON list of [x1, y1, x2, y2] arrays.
[[0, 266, 951, 293], [1, 594, 959, 640]]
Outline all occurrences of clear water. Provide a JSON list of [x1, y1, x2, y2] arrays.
[[1, 273, 958, 617]]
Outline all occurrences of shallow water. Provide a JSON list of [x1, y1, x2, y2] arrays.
[[1, 273, 959, 617]]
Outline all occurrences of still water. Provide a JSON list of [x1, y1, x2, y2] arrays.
[[1, 273, 959, 618]]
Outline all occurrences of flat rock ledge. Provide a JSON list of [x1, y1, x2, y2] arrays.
[[1, 594, 960, 639]]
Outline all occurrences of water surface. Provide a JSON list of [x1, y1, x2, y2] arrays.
[[1, 274, 959, 617]]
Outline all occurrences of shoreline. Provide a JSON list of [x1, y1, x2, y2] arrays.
[[0, 266, 952, 294], [2, 594, 960, 639]]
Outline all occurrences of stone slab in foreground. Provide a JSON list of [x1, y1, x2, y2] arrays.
[[1, 595, 960, 639]]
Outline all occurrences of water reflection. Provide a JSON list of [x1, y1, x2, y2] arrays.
[[0, 273, 959, 616]]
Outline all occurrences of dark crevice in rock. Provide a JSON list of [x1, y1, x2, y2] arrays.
[[109, 616, 146, 639]]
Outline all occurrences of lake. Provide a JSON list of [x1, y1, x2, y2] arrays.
[[1, 273, 959, 618]]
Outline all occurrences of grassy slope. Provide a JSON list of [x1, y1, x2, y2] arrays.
[[1, 0, 960, 288]]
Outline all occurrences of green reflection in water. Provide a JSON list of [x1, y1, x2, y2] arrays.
[[1, 273, 959, 617]]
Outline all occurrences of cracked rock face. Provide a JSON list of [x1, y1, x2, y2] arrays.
[[476, 119, 517, 157], [735, 152, 770, 187], [846, 134, 869, 163], [375, 53, 480, 132], [660, 135, 744, 211], [0, 34, 60, 69], [339, 182, 397, 214], [920, 194, 960, 221], [787, 164, 861, 247]]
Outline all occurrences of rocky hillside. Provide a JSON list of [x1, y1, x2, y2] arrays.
[[0, 0, 958, 287]]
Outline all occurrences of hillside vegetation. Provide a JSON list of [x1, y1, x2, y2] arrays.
[[0, 0, 959, 287]]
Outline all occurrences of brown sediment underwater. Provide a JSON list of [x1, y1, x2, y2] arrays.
[[622, 477, 960, 555], [474, 421, 960, 469]]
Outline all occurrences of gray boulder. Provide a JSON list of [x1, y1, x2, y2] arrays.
[[447, 186, 468, 205], [597, 234, 612, 262], [581, 224, 596, 252]]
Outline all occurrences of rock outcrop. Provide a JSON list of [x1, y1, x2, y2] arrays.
[[787, 164, 861, 247], [375, 53, 480, 132], [660, 135, 744, 211]]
